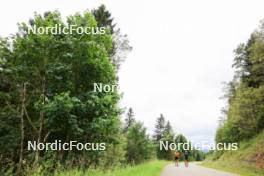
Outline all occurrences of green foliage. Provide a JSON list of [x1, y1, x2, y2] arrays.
[[123, 107, 135, 133], [153, 114, 165, 142], [92, 5, 115, 34], [0, 7, 127, 174], [125, 122, 154, 164], [153, 114, 173, 160], [152, 115, 204, 161], [217, 20, 264, 144], [174, 134, 204, 161], [215, 20, 264, 165], [92, 5, 132, 70], [45, 160, 168, 176], [43, 92, 84, 138], [203, 130, 264, 176]]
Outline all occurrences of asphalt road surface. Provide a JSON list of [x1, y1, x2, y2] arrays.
[[161, 163, 239, 176]]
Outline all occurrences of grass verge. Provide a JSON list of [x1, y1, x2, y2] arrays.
[[54, 160, 169, 176], [200, 131, 264, 176]]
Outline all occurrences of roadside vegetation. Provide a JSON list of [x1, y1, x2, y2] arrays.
[[202, 20, 264, 175], [202, 130, 264, 176], [51, 160, 168, 176], [0, 5, 204, 176]]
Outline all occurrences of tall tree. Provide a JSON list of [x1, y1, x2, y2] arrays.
[[92, 5, 132, 70], [92, 5, 115, 34], [0, 9, 125, 172], [161, 121, 175, 160], [164, 121, 173, 135], [125, 122, 154, 164], [124, 107, 135, 133], [153, 114, 165, 141], [153, 114, 175, 160], [217, 20, 264, 147]]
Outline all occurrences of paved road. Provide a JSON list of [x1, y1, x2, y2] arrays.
[[161, 163, 239, 176]]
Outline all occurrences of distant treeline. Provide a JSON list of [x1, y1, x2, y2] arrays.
[[215, 20, 264, 158], [124, 110, 205, 164]]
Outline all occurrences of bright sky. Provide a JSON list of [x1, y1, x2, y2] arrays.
[[1, 0, 264, 144]]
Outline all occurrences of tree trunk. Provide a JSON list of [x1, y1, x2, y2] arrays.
[[33, 76, 46, 168], [18, 83, 26, 172]]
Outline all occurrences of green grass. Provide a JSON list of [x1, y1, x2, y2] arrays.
[[201, 131, 264, 176], [54, 160, 169, 176]]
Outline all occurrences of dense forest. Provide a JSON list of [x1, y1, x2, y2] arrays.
[[216, 21, 264, 145], [0, 5, 204, 176], [213, 20, 264, 170]]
